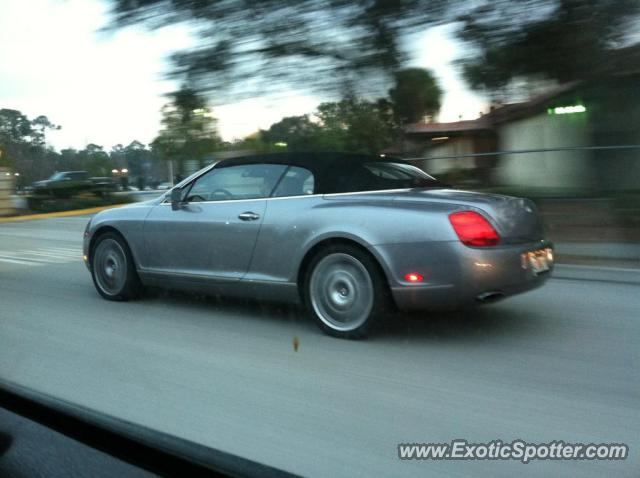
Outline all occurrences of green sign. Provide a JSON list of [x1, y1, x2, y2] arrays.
[[547, 105, 586, 115]]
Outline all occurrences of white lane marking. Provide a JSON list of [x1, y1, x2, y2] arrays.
[[11, 254, 69, 263], [0, 256, 39, 266], [38, 251, 81, 258], [21, 251, 78, 260], [39, 246, 79, 252], [0, 247, 79, 267]]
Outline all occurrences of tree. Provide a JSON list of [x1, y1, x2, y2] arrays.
[[123, 141, 158, 188], [31, 115, 61, 147], [57, 148, 82, 172], [106, 0, 449, 98], [220, 132, 272, 153], [261, 116, 320, 151], [314, 97, 396, 153], [388, 68, 442, 124], [2, 108, 168, 187], [260, 97, 395, 154], [78, 144, 112, 177], [0, 109, 57, 182], [109, 144, 126, 167], [123, 141, 148, 177], [455, 0, 640, 100], [152, 87, 221, 177], [0, 109, 33, 144]]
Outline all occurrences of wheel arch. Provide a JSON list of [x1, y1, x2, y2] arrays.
[[89, 226, 135, 268], [296, 237, 394, 303]]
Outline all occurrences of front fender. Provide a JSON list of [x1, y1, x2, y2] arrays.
[[84, 203, 153, 270]]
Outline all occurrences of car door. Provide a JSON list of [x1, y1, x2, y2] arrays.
[[247, 165, 320, 282], [142, 163, 287, 280]]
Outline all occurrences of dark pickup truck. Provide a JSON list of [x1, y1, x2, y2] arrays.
[[31, 171, 118, 198]]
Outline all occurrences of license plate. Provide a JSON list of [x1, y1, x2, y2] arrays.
[[522, 248, 552, 275]]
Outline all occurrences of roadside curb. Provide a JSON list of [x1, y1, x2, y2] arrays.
[[0, 204, 130, 223], [553, 264, 640, 285]]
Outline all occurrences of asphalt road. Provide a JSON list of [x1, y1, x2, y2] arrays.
[[0, 216, 638, 477]]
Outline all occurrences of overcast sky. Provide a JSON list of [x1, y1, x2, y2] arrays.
[[0, 0, 485, 151]]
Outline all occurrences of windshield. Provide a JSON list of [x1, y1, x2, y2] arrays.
[[1, 1, 638, 477]]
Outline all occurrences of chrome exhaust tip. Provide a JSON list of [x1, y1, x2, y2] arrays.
[[476, 291, 505, 303]]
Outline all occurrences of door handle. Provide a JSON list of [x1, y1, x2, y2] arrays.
[[238, 211, 260, 221]]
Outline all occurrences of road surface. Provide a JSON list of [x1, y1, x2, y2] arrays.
[[0, 216, 638, 477]]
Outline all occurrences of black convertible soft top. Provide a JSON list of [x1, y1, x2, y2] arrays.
[[215, 152, 443, 194], [216, 151, 388, 170]]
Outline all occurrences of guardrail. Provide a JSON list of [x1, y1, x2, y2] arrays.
[[401, 144, 640, 161]]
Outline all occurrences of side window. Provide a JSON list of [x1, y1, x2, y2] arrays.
[[71, 172, 88, 180], [272, 166, 315, 197], [185, 164, 287, 202]]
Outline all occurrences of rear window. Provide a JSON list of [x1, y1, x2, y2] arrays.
[[323, 161, 444, 194], [272, 166, 315, 197]]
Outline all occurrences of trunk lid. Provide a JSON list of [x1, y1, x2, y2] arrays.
[[394, 188, 544, 243]]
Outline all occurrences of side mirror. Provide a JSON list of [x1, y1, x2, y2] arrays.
[[170, 187, 184, 211]]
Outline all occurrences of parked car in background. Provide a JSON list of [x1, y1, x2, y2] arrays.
[[31, 171, 117, 198]]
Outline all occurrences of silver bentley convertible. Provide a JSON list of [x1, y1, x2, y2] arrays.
[[83, 153, 553, 338]]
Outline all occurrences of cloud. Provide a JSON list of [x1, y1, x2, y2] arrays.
[[0, 0, 190, 150], [0, 1, 485, 151], [411, 24, 487, 122]]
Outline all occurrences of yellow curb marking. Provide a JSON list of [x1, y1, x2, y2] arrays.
[[0, 204, 130, 223]]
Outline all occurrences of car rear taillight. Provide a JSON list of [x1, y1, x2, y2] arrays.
[[449, 211, 500, 247]]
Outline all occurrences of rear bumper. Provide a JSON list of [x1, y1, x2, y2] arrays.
[[373, 240, 553, 311]]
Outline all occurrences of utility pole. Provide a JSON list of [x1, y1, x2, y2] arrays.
[[168, 160, 174, 185]]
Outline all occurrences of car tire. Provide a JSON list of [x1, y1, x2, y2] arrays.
[[304, 244, 391, 339], [90, 232, 141, 301]]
